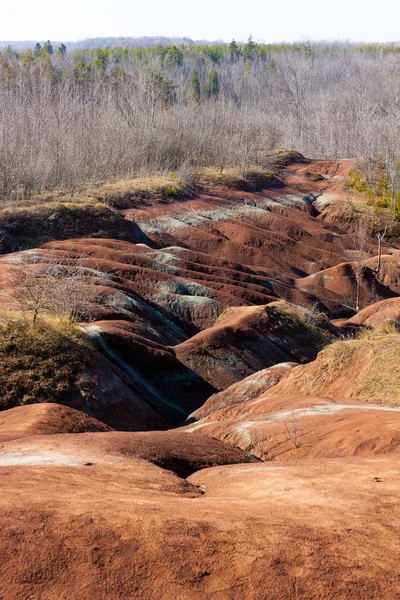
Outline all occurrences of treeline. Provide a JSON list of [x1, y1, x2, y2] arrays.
[[0, 36, 223, 52], [1, 39, 400, 207]]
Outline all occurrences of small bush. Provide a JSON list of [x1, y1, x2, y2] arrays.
[[304, 171, 324, 182], [375, 198, 389, 209], [345, 171, 369, 193], [164, 184, 179, 197]]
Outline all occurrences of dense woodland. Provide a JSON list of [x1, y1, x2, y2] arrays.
[[1, 39, 400, 208]]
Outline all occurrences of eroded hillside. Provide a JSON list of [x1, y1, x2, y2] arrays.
[[1, 154, 400, 599]]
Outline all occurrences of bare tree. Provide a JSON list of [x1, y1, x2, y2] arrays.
[[376, 226, 388, 279], [2, 42, 400, 201], [352, 222, 370, 312], [1, 250, 102, 324]]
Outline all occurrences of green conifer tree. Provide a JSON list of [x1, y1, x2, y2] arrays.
[[43, 41, 54, 55], [204, 69, 219, 99], [191, 70, 201, 103], [33, 43, 42, 58], [243, 36, 257, 61], [58, 43, 67, 57], [229, 39, 241, 63]]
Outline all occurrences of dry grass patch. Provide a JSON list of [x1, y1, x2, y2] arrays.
[[0, 315, 96, 411], [86, 173, 197, 209], [194, 166, 281, 191], [275, 324, 400, 405], [0, 201, 136, 249], [264, 148, 310, 168]]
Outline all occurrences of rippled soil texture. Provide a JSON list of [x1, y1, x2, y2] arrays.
[[1, 156, 400, 598]]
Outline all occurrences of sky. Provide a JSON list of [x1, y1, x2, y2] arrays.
[[2, 0, 400, 43]]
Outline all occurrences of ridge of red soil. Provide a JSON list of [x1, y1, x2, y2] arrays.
[[174, 302, 331, 390], [0, 404, 112, 443], [192, 361, 298, 419], [1, 157, 400, 598]]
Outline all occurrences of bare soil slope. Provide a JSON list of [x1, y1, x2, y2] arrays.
[[192, 361, 297, 419], [184, 392, 400, 461], [175, 302, 334, 390], [0, 404, 112, 443], [0, 440, 399, 599], [1, 156, 400, 598]]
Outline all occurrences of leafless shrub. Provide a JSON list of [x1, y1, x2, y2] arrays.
[[352, 222, 370, 311], [1, 250, 103, 324], [248, 410, 304, 459]]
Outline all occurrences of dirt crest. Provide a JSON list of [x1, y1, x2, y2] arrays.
[[0, 404, 112, 443]]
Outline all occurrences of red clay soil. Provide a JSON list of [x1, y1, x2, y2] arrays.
[[2, 157, 397, 330], [0, 429, 256, 477], [1, 157, 400, 598], [84, 320, 216, 424], [0, 403, 112, 443], [175, 302, 334, 390], [347, 296, 400, 327], [296, 261, 397, 309], [0, 445, 400, 598], [364, 251, 400, 293], [192, 362, 297, 419], [0, 158, 398, 429], [184, 392, 400, 461]]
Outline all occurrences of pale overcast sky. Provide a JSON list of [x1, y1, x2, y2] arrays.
[[2, 0, 400, 43]]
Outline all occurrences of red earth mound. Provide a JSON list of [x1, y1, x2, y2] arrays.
[[0, 447, 399, 598], [0, 404, 112, 443], [84, 319, 216, 424], [364, 251, 400, 293], [192, 362, 297, 419], [346, 296, 400, 327], [175, 302, 335, 390], [0, 429, 256, 477], [184, 393, 400, 461], [296, 261, 397, 311]]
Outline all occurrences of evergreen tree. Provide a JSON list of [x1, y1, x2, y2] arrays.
[[204, 69, 219, 99], [94, 49, 108, 73], [73, 60, 92, 84], [33, 43, 42, 58], [243, 36, 257, 61], [165, 45, 183, 68], [22, 49, 34, 69], [229, 39, 241, 63], [191, 70, 201, 103], [43, 41, 54, 55], [58, 43, 67, 57]]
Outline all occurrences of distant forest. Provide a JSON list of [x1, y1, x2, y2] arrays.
[[0, 36, 225, 51], [1, 38, 400, 203]]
